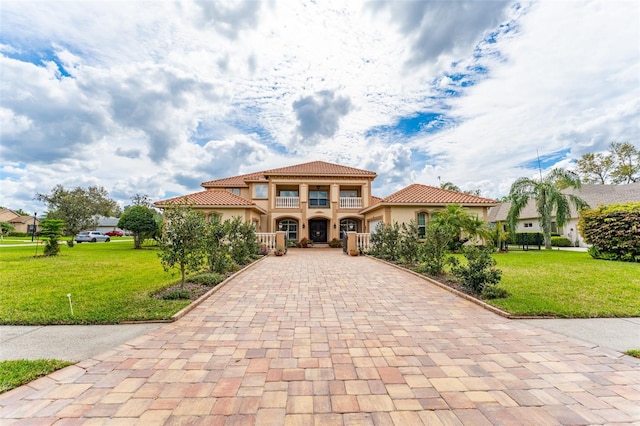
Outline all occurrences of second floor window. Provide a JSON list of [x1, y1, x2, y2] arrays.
[[309, 190, 328, 207], [226, 188, 240, 195], [254, 184, 268, 199]]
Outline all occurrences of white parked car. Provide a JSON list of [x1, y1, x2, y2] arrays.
[[75, 231, 111, 243]]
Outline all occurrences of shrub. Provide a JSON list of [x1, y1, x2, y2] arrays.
[[162, 289, 191, 300], [579, 202, 640, 262], [190, 273, 225, 286], [258, 245, 269, 256], [482, 286, 509, 300], [449, 246, 502, 295], [415, 224, 450, 275], [298, 237, 313, 248], [227, 217, 259, 265], [398, 221, 421, 264], [329, 238, 342, 248], [369, 222, 401, 261], [550, 236, 572, 247]]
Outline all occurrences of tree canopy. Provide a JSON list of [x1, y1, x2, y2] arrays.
[[507, 168, 589, 249], [36, 185, 121, 236], [118, 205, 159, 249], [576, 141, 639, 184]]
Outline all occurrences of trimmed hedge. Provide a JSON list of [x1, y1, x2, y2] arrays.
[[578, 202, 640, 262], [550, 236, 572, 247], [508, 232, 544, 246]]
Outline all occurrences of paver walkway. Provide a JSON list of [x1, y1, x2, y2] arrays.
[[2, 250, 639, 425]]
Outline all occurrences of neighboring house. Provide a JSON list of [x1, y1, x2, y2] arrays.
[[488, 183, 640, 247], [155, 161, 498, 243], [95, 216, 122, 233], [0, 208, 40, 235]]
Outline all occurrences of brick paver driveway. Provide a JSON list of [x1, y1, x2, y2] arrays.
[[2, 250, 639, 425]]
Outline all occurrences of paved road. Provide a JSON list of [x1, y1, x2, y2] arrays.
[[2, 250, 639, 424]]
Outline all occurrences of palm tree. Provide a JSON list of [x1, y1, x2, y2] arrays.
[[507, 168, 589, 249], [432, 204, 492, 249]]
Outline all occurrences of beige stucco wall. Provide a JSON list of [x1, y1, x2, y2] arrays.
[[364, 205, 491, 230]]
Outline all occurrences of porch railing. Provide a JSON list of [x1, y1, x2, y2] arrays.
[[340, 197, 362, 209], [256, 233, 277, 249], [356, 233, 370, 251], [275, 196, 300, 209]]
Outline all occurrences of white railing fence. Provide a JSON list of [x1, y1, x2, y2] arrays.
[[356, 233, 370, 251], [340, 197, 362, 209], [256, 233, 277, 249], [275, 196, 300, 208]]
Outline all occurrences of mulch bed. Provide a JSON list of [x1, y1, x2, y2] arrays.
[[152, 282, 214, 301]]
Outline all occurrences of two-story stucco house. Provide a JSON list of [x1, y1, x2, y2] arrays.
[[155, 161, 498, 243]]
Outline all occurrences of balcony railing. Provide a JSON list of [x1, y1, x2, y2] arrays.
[[340, 197, 362, 209], [275, 196, 300, 208]]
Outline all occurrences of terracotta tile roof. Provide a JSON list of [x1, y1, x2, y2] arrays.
[[382, 184, 497, 205], [262, 161, 377, 177], [201, 171, 266, 188], [154, 190, 265, 212], [201, 161, 376, 188], [370, 195, 383, 206]]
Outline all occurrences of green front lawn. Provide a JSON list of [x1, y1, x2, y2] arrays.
[[488, 250, 640, 317], [0, 360, 72, 393], [0, 242, 189, 324]]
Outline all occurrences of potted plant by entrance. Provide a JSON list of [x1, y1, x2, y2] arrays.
[[274, 245, 286, 256], [349, 248, 359, 256]]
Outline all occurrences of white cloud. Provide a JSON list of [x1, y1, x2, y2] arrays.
[[0, 0, 638, 214]]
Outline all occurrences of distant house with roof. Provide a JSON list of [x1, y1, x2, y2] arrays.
[[155, 161, 498, 243], [0, 208, 39, 235], [488, 183, 640, 247]]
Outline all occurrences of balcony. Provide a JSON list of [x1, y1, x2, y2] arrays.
[[340, 197, 362, 209], [275, 196, 300, 209]]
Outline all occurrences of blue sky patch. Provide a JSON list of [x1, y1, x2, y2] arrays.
[[521, 148, 572, 171], [2, 45, 71, 78], [366, 112, 450, 139]]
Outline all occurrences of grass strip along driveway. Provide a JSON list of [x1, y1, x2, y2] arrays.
[[488, 249, 640, 318], [0, 242, 190, 325]]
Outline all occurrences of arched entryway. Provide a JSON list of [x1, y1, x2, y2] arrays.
[[340, 218, 360, 238], [277, 219, 298, 242]]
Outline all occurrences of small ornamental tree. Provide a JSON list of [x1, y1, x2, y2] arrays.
[[578, 202, 640, 262], [203, 215, 231, 274], [118, 205, 159, 249], [226, 216, 259, 266], [158, 203, 206, 286], [40, 219, 65, 257]]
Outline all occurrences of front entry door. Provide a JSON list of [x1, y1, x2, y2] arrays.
[[308, 219, 327, 243]]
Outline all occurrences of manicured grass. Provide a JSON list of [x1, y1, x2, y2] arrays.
[[488, 250, 640, 317], [625, 349, 640, 359], [0, 359, 72, 393], [0, 242, 190, 324]]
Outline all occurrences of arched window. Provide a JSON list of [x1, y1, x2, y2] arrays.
[[417, 212, 427, 238], [278, 219, 298, 242], [340, 219, 358, 237]]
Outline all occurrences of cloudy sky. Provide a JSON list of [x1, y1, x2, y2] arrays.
[[2, 0, 639, 213]]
